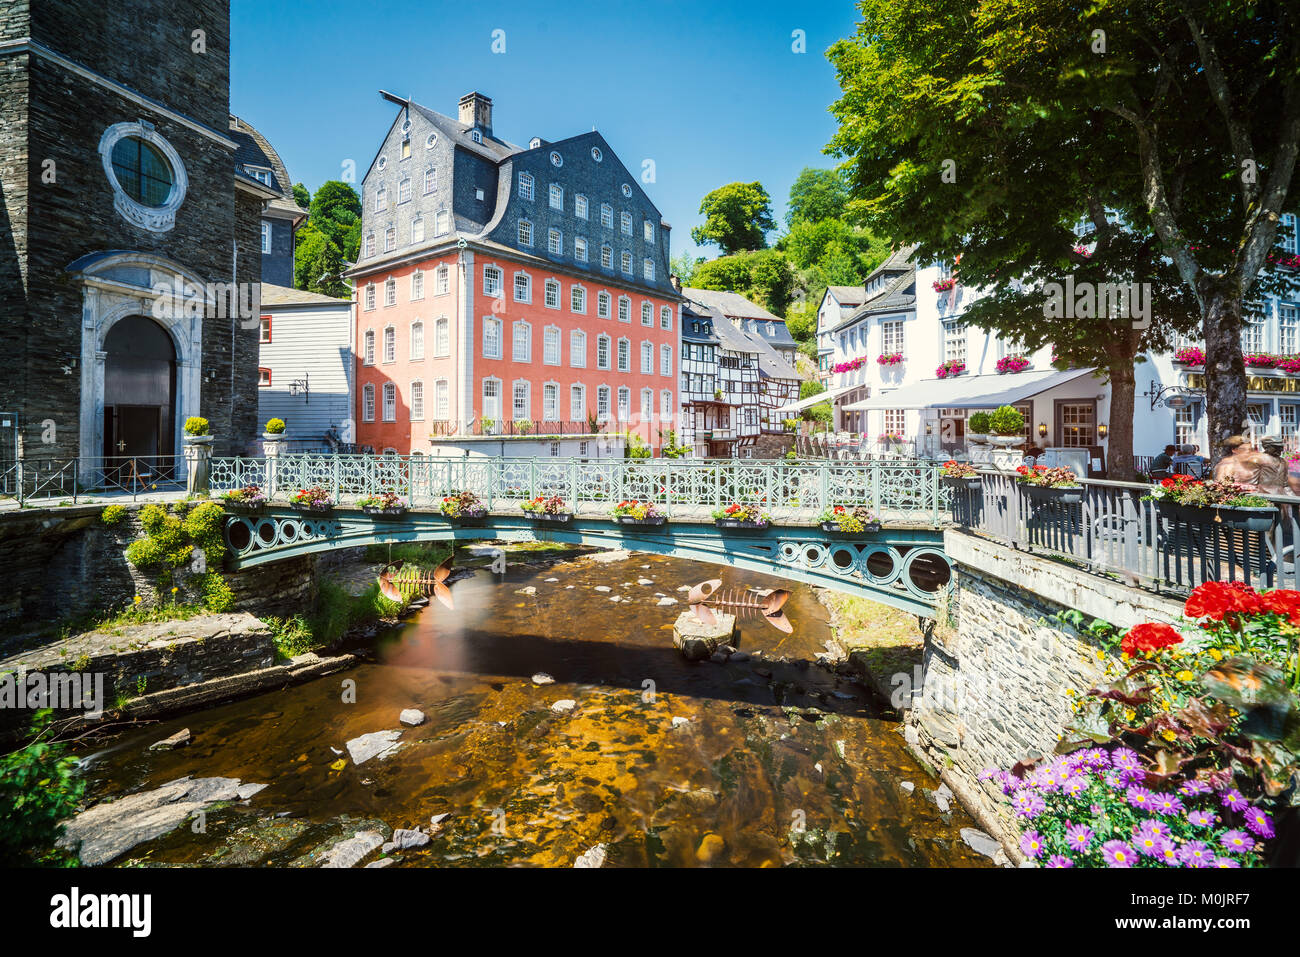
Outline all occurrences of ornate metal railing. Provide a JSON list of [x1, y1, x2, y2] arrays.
[[0, 456, 186, 504], [210, 454, 947, 523], [948, 471, 1300, 594]]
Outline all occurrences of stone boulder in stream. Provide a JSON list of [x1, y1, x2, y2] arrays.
[[345, 730, 403, 765], [57, 775, 264, 866]]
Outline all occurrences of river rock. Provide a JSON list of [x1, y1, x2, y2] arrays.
[[590, 550, 631, 563], [730, 651, 750, 662], [574, 843, 608, 868], [532, 672, 555, 685], [960, 827, 1002, 860], [430, 812, 451, 830], [149, 728, 192, 751], [237, 783, 268, 800], [345, 730, 403, 765], [934, 783, 953, 813], [656, 597, 678, 606], [545, 578, 558, 582], [673, 610, 735, 662], [390, 828, 430, 850], [57, 776, 255, 866], [399, 709, 427, 727], [322, 830, 385, 868], [515, 586, 537, 596], [671, 716, 690, 729], [551, 699, 577, 713], [637, 578, 654, 586], [900, 780, 915, 794], [365, 858, 395, 868], [594, 585, 611, 593], [695, 833, 726, 864]]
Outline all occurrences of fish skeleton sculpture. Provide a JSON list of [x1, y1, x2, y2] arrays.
[[686, 579, 793, 634], [378, 557, 455, 610]]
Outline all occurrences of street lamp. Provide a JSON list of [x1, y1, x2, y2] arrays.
[[1097, 423, 1108, 440], [1037, 422, 1048, 438]]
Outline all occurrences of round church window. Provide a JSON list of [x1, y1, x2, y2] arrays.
[[110, 136, 174, 207]]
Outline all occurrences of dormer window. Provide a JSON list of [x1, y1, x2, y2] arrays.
[[245, 166, 271, 186], [470, 130, 482, 143], [529, 137, 542, 149]]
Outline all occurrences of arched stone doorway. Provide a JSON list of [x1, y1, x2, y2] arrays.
[[102, 315, 177, 467]]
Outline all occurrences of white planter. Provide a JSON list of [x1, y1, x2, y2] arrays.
[[183, 434, 214, 446], [966, 433, 989, 444], [987, 435, 1023, 448]]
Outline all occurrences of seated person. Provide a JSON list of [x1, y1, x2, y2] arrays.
[[1149, 444, 1176, 479]]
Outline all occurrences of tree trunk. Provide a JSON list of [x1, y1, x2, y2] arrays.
[[1201, 280, 1247, 457], [1106, 360, 1137, 481]]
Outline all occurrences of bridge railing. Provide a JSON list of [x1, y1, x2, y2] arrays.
[[209, 454, 948, 523], [948, 471, 1300, 594]]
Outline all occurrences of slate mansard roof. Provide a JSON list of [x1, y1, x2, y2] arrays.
[[228, 115, 308, 220], [351, 92, 677, 299]]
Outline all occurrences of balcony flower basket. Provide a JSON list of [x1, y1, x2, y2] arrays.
[[439, 490, 487, 524], [935, 359, 966, 379], [521, 494, 572, 524], [1173, 346, 1206, 367], [357, 489, 407, 518], [1016, 465, 1083, 505], [611, 500, 667, 526], [932, 278, 956, 293], [220, 485, 266, 513], [1244, 353, 1279, 369], [289, 486, 334, 513], [940, 461, 982, 490], [995, 355, 1030, 375], [1144, 476, 1275, 532], [713, 502, 771, 530], [817, 505, 881, 534], [831, 356, 868, 375], [1277, 356, 1300, 374], [877, 352, 904, 367]]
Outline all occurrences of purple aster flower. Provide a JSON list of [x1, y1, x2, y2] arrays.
[[1219, 830, 1255, 852], [1177, 841, 1215, 868], [1158, 843, 1182, 866], [1152, 793, 1185, 816], [1060, 775, 1087, 798], [1179, 779, 1211, 798], [1133, 821, 1171, 859], [1065, 823, 1094, 852], [1126, 785, 1155, 810], [1219, 788, 1248, 812], [1101, 840, 1136, 867], [1214, 856, 1241, 868], [1045, 854, 1074, 868], [1111, 747, 1141, 771], [1014, 791, 1046, 819], [1144, 819, 1172, 839], [1020, 830, 1046, 859], [1032, 768, 1064, 793], [1186, 809, 1215, 828], [1244, 807, 1275, 839], [1084, 748, 1110, 769]]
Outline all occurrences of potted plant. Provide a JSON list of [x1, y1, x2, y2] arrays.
[[264, 417, 286, 439], [713, 387, 724, 400], [935, 359, 966, 379], [966, 411, 992, 444], [439, 490, 487, 524], [183, 416, 213, 445], [289, 485, 334, 513], [1144, 475, 1276, 531], [940, 460, 982, 490], [357, 489, 407, 518], [1016, 465, 1084, 505], [932, 277, 956, 292], [986, 405, 1025, 447], [515, 418, 534, 435], [1173, 346, 1206, 367], [995, 355, 1030, 374], [712, 502, 771, 530], [521, 494, 572, 523], [611, 500, 667, 526], [219, 484, 266, 513], [818, 504, 881, 534]]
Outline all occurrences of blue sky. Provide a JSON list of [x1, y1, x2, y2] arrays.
[[231, 0, 862, 260]]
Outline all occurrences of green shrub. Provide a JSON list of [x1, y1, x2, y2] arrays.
[[0, 711, 85, 866], [515, 418, 533, 435], [987, 405, 1025, 435], [100, 504, 127, 526], [264, 417, 286, 435], [968, 411, 992, 433], [200, 573, 234, 612], [183, 416, 210, 436], [265, 615, 317, 660]]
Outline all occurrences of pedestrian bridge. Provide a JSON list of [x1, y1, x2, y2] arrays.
[[210, 454, 953, 616]]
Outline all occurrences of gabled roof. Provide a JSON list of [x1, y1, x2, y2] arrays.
[[408, 100, 522, 162], [260, 282, 350, 306], [830, 244, 919, 332], [228, 115, 308, 219], [682, 287, 782, 323], [826, 284, 867, 305]]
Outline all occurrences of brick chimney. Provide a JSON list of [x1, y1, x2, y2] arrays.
[[458, 92, 493, 135], [669, 274, 682, 292]]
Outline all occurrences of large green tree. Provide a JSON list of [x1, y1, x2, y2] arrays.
[[786, 167, 852, 226], [292, 181, 362, 298], [691, 182, 776, 254], [827, 0, 1297, 474], [689, 249, 795, 316]]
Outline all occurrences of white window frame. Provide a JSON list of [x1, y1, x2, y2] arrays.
[[641, 301, 653, 326], [575, 194, 588, 219], [483, 265, 503, 298], [512, 379, 531, 421], [660, 343, 672, 377], [513, 271, 532, 303], [600, 203, 613, 228], [518, 219, 533, 247], [435, 264, 449, 296], [548, 228, 562, 255], [660, 305, 672, 330], [410, 379, 424, 420], [618, 295, 631, 323], [434, 378, 450, 419], [597, 291, 611, 318], [362, 383, 375, 421], [382, 382, 397, 422], [570, 384, 586, 420], [640, 340, 653, 374], [597, 334, 611, 370], [549, 183, 564, 210], [409, 320, 424, 360], [617, 337, 631, 373], [543, 381, 560, 421], [570, 330, 587, 367], [543, 324, 561, 365], [482, 377, 502, 420], [483, 316, 502, 359], [434, 316, 450, 357], [571, 284, 587, 314], [544, 278, 561, 309], [411, 269, 424, 300], [518, 172, 534, 200], [382, 325, 396, 363], [512, 320, 532, 362]]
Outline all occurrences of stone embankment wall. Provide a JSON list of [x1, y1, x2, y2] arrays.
[[905, 530, 1184, 854], [0, 503, 316, 644]]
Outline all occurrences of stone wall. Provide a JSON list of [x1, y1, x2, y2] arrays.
[[748, 432, 794, 459], [0, 502, 317, 647], [905, 529, 1184, 850]]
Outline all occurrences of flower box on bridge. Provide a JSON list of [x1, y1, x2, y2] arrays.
[[291, 502, 335, 515], [224, 501, 266, 515], [1020, 484, 1084, 506], [1156, 500, 1276, 532], [526, 511, 573, 524], [820, 520, 882, 535], [715, 518, 770, 531], [942, 476, 982, 491], [361, 505, 408, 519], [617, 515, 667, 527]]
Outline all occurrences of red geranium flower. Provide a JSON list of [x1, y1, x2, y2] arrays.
[[1263, 588, 1300, 626], [1120, 622, 1183, 656], [1184, 581, 1266, 622]]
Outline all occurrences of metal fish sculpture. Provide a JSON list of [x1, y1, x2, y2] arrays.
[[378, 557, 455, 610], [686, 579, 793, 634]]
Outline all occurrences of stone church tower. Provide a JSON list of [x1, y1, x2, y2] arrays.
[[0, 0, 271, 471]]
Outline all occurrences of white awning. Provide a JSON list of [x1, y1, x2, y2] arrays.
[[774, 383, 860, 414], [840, 367, 1097, 411]]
